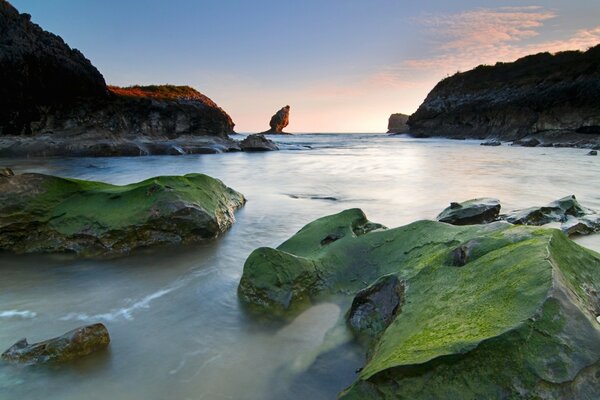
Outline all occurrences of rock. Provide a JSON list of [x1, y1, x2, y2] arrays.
[[0, 2, 236, 156], [347, 275, 405, 341], [480, 140, 501, 146], [588, 150, 598, 156], [1, 324, 110, 364], [239, 134, 278, 152], [0, 167, 14, 177], [387, 113, 409, 134], [238, 209, 600, 399], [436, 198, 501, 225], [512, 138, 540, 147], [262, 105, 290, 134], [407, 45, 600, 148], [501, 195, 590, 226], [0, 172, 245, 257]]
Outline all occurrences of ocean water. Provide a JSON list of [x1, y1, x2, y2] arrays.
[[1, 134, 599, 399]]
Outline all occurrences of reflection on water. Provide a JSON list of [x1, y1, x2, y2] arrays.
[[1, 134, 599, 399]]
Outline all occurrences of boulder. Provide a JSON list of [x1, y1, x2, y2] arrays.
[[238, 209, 600, 399], [0, 172, 245, 257], [239, 134, 278, 152], [0, 167, 14, 177], [436, 198, 501, 225], [387, 113, 409, 134], [501, 195, 590, 226], [262, 105, 290, 134], [2, 323, 110, 364]]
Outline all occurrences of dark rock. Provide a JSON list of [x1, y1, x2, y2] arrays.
[[0, 172, 245, 256], [513, 138, 540, 147], [1, 323, 110, 364], [502, 195, 589, 226], [588, 150, 598, 156], [0, 167, 14, 177], [592, 144, 600, 150], [436, 198, 501, 225], [239, 134, 278, 152], [347, 275, 405, 340], [407, 45, 600, 147], [262, 105, 290, 134], [451, 240, 478, 266], [480, 140, 501, 146], [387, 113, 409, 134]]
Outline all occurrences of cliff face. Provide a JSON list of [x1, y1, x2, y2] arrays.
[[387, 113, 409, 133], [0, 0, 108, 134], [408, 45, 600, 144], [0, 1, 236, 155]]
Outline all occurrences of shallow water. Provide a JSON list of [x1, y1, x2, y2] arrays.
[[1, 134, 599, 399]]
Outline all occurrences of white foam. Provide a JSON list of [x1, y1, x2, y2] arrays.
[[0, 310, 37, 319]]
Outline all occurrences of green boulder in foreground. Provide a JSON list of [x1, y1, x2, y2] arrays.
[[0, 172, 245, 257], [238, 208, 600, 399]]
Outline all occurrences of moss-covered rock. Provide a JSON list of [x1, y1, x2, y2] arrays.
[[1, 323, 110, 364], [238, 209, 600, 399], [0, 172, 245, 257]]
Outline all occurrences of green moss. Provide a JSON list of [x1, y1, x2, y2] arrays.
[[238, 209, 600, 399], [0, 173, 245, 256]]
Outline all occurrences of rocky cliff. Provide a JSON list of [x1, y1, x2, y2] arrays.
[[387, 113, 409, 133], [0, 1, 238, 156], [408, 45, 600, 146]]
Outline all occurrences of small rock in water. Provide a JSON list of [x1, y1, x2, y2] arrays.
[[239, 134, 278, 152], [0, 167, 14, 177], [587, 150, 597, 156], [1, 323, 110, 364], [436, 198, 501, 225], [480, 140, 501, 146], [512, 138, 540, 147]]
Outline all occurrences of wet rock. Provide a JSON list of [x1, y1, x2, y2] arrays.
[[262, 105, 290, 134], [0, 172, 245, 257], [347, 275, 405, 340], [588, 150, 598, 156], [502, 195, 590, 226], [513, 138, 540, 147], [239, 134, 278, 152], [1, 324, 110, 364], [238, 209, 600, 399], [480, 140, 501, 146], [436, 198, 501, 225], [0, 167, 14, 177], [451, 240, 478, 266]]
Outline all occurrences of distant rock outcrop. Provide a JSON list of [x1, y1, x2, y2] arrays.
[[262, 105, 291, 134], [239, 134, 278, 152], [407, 45, 600, 147], [0, 1, 238, 156], [387, 113, 409, 134]]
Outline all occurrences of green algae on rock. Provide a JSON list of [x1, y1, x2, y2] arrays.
[[0, 172, 245, 256], [2, 323, 110, 364], [238, 209, 600, 399]]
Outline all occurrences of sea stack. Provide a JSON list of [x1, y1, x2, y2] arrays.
[[387, 113, 409, 134], [262, 105, 291, 134]]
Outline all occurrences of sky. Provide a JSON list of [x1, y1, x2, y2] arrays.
[[10, 0, 600, 133]]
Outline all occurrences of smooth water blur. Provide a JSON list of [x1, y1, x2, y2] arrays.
[[1, 134, 599, 399]]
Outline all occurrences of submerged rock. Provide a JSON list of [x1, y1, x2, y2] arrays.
[[239, 134, 278, 152], [262, 105, 290, 134], [480, 140, 501, 146], [436, 198, 501, 225], [0, 172, 245, 256], [588, 150, 598, 156], [1, 324, 110, 364], [238, 209, 600, 399]]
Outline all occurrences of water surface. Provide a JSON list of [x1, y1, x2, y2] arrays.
[[1, 134, 599, 399]]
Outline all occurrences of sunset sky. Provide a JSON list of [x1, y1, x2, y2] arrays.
[[11, 0, 600, 133]]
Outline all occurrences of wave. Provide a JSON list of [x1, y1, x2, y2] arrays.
[[0, 310, 37, 319]]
